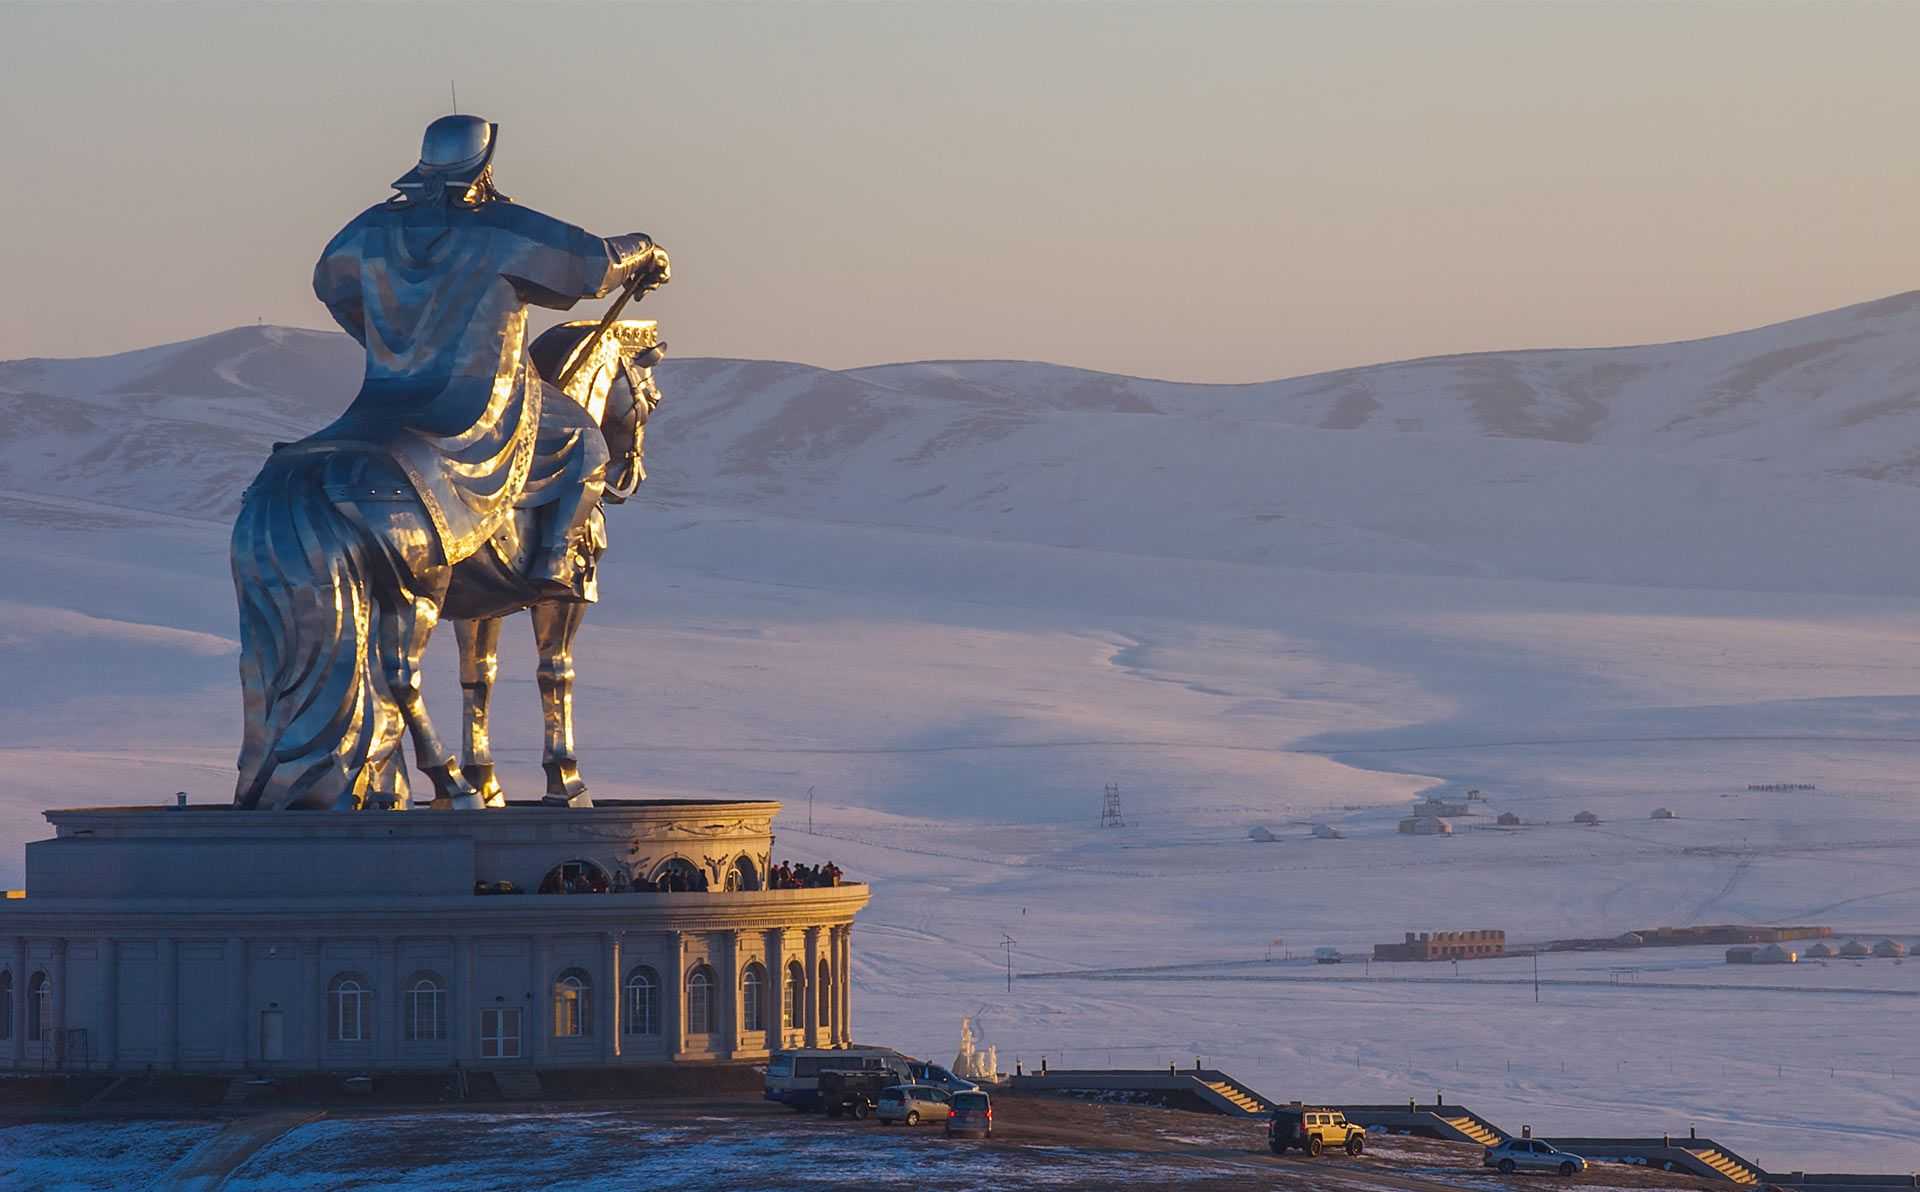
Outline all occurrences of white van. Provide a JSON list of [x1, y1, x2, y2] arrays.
[[765, 1047, 913, 1111]]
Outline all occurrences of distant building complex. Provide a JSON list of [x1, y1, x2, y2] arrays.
[[1373, 930, 1506, 962]]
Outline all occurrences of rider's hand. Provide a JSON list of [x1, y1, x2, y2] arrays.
[[642, 245, 671, 289]]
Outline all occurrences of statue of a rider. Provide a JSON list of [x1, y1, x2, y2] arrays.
[[308, 114, 669, 596]]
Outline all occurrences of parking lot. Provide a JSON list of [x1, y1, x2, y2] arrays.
[[5, 1093, 1730, 1191]]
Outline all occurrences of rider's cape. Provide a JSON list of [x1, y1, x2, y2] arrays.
[[308, 199, 630, 564]]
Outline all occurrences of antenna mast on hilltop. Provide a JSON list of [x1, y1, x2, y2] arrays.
[[1101, 783, 1125, 829]]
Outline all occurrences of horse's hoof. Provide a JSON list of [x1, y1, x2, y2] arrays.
[[542, 759, 591, 806], [449, 792, 486, 811], [464, 763, 508, 808]]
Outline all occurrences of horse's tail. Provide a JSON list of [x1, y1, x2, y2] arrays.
[[231, 453, 385, 810]]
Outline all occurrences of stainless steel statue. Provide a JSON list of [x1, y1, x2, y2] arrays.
[[232, 115, 670, 811]]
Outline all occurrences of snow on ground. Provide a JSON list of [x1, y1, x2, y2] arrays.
[[0, 1119, 222, 1190], [215, 1109, 1202, 1191], [9, 303, 1920, 1173]]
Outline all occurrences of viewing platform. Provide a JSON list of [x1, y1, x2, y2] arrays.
[[1, 799, 867, 1075]]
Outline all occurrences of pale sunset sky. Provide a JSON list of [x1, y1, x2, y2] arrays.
[[1, 0, 1914, 382]]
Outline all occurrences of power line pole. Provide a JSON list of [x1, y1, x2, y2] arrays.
[[1533, 950, 1540, 1004], [1001, 934, 1015, 993], [807, 785, 815, 835], [1101, 783, 1125, 828]]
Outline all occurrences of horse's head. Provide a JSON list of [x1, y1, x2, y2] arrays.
[[603, 344, 664, 501], [528, 318, 666, 503]]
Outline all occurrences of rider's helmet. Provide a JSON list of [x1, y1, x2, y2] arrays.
[[392, 114, 499, 202]]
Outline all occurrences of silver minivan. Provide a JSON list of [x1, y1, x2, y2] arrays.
[[877, 1083, 952, 1126]]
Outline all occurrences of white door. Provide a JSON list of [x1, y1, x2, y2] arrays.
[[259, 1010, 284, 1061]]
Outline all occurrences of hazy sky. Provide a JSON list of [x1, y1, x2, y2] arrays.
[[2, 1, 1916, 382]]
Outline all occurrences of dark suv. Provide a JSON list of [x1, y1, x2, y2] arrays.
[[819, 1068, 896, 1119]]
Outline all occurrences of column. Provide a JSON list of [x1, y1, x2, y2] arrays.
[[664, 931, 686, 1060], [298, 938, 320, 1067], [719, 931, 740, 1059], [528, 936, 549, 1064], [224, 936, 248, 1068], [802, 927, 822, 1048], [11, 936, 28, 1069], [375, 937, 398, 1063], [51, 939, 68, 1067], [450, 934, 474, 1064], [837, 926, 853, 1046], [601, 932, 620, 1061], [97, 938, 118, 1071], [765, 929, 786, 1049], [160, 940, 180, 1067]]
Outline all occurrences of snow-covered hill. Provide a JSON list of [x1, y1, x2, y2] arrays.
[[9, 290, 1920, 594]]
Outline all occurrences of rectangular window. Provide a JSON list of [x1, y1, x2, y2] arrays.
[[481, 1008, 522, 1059]]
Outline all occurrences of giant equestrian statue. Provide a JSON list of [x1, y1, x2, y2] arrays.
[[231, 114, 671, 811]]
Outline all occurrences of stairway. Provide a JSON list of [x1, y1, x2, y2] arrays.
[[1684, 1145, 1762, 1185], [1439, 1114, 1505, 1147], [1200, 1078, 1271, 1116], [220, 1077, 276, 1107], [491, 1069, 545, 1101]]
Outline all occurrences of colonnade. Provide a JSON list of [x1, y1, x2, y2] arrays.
[[3, 921, 857, 1072]]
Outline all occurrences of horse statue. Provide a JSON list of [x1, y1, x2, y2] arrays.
[[231, 311, 663, 811]]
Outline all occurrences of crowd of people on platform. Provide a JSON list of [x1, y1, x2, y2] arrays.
[[489, 858, 850, 896], [769, 860, 844, 889]]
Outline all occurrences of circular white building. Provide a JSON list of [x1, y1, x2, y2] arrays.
[[0, 799, 867, 1074]]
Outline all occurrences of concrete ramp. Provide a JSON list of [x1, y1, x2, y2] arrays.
[[1011, 1068, 1273, 1117], [1341, 1104, 1509, 1147]]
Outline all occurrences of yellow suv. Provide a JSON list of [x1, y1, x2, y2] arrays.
[[1268, 1105, 1366, 1157]]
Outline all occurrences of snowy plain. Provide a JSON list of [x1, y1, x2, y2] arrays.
[[5, 294, 1920, 1171]]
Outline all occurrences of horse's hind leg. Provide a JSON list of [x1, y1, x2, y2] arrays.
[[530, 598, 592, 807], [378, 586, 482, 810], [454, 616, 508, 808]]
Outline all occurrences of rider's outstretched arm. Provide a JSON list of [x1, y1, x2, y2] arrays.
[[497, 207, 666, 309]]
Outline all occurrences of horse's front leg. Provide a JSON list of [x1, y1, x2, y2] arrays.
[[530, 599, 591, 807], [454, 616, 508, 808], [377, 577, 482, 810]]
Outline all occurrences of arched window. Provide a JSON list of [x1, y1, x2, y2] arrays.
[[653, 857, 705, 892], [538, 859, 611, 895], [0, 970, 12, 1041], [685, 965, 715, 1035], [553, 967, 592, 1038], [741, 962, 766, 1032], [785, 960, 805, 1031], [623, 966, 659, 1036], [817, 959, 833, 1031], [327, 973, 371, 1042], [403, 973, 446, 1042], [725, 856, 760, 892], [26, 972, 50, 1042]]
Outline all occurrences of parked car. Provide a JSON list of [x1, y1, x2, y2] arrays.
[[944, 1089, 993, 1138], [1484, 1138, 1587, 1176], [1268, 1105, 1365, 1157], [877, 1083, 952, 1125], [819, 1068, 898, 1120]]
